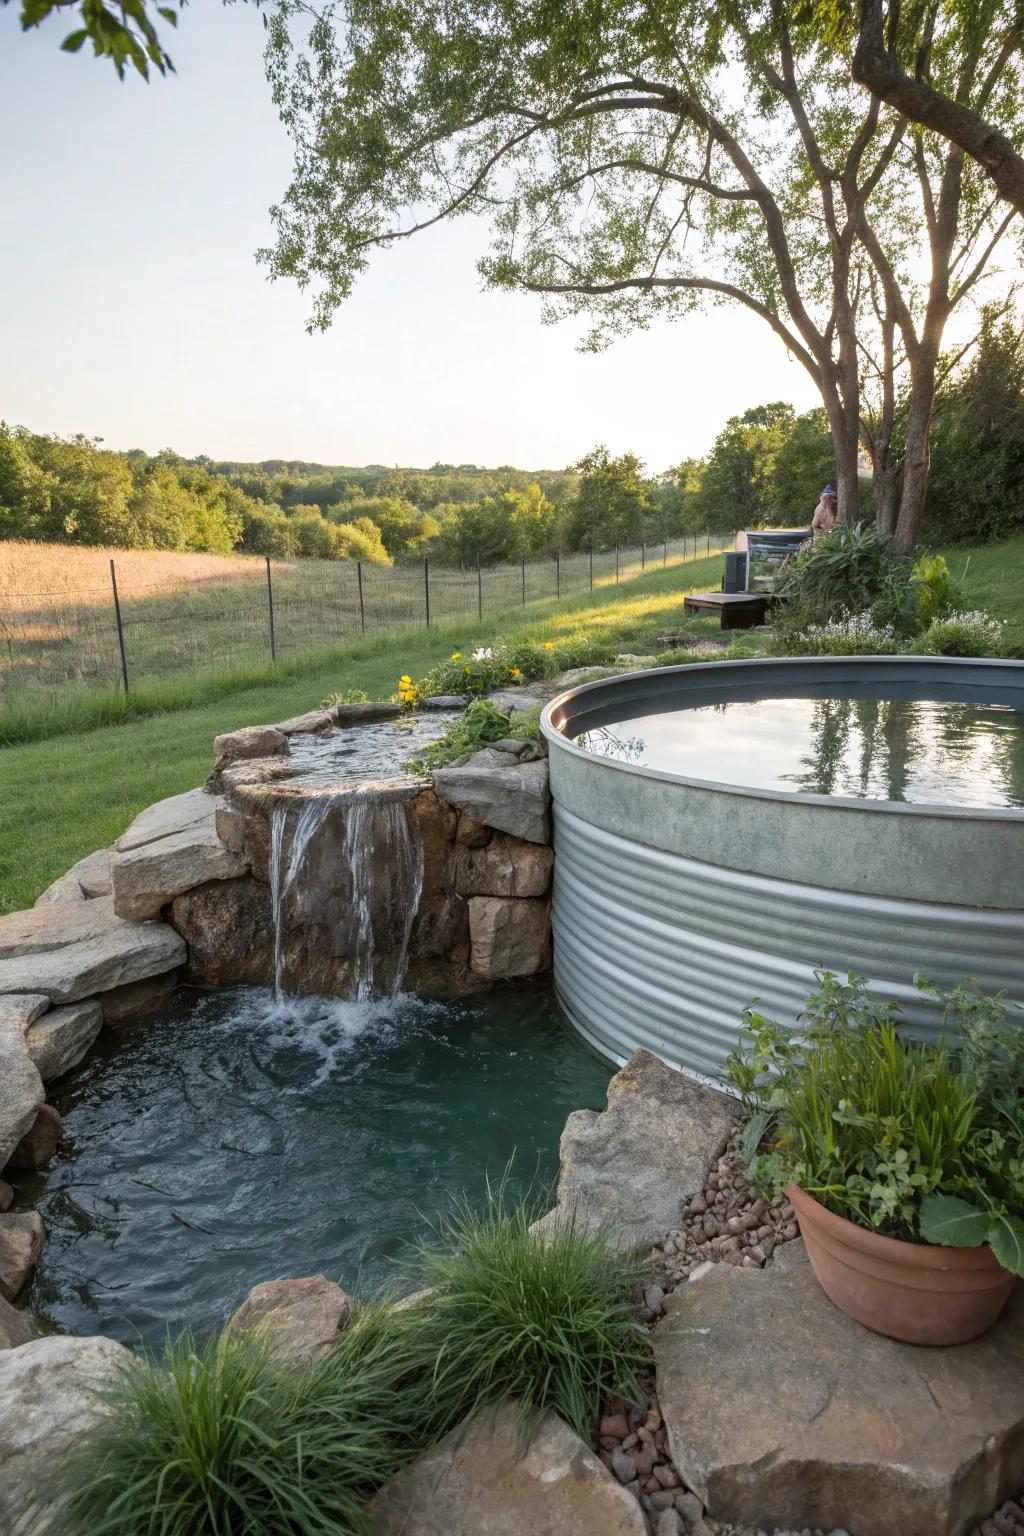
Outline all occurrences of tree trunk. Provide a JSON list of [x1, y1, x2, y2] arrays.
[[872, 455, 899, 536], [894, 337, 942, 552], [827, 403, 862, 527]]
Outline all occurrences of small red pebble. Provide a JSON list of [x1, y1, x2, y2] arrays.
[[632, 1449, 656, 1477]]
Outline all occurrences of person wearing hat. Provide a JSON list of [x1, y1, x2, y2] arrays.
[[811, 483, 838, 538]]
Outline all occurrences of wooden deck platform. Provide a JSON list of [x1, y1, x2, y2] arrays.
[[683, 591, 770, 630]]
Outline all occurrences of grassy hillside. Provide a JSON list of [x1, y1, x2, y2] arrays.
[[2, 532, 1020, 914]]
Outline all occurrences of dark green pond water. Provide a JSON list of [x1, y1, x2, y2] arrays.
[[577, 695, 1024, 807], [20, 984, 610, 1346]]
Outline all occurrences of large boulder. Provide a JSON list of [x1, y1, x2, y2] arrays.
[[0, 1212, 45, 1301], [34, 849, 112, 907], [533, 1050, 740, 1251], [100, 971, 179, 1028], [6, 1105, 62, 1173], [25, 999, 102, 1083], [226, 1275, 352, 1365], [272, 709, 334, 736], [655, 1240, 1024, 1536], [0, 1026, 44, 1174], [331, 701, 402, 724], [0, 1294, 39, 1350], [111, 819, 248, 922], [170, 876, 274, 987], [433, 752, 551, 844], [0, 1333, 134, 1536], [212, 724, 288, 765], [468, 896, 550, 978], [115, 788, 222, 852], [370, 1402, 649, 1536], [0, 898, 186, 1004], [448, 833, 553, 899]]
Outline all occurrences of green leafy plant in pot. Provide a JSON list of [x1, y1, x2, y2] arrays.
[[727, 971, 1024, 1346]]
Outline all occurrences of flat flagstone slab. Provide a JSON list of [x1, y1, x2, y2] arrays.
[[0, 898, 185, 1005], [111, 819, 247, 921], [370, 1402, 648, 1536], [115, 788, 221, 853], [433, 752, 551, 843], [534, 1049, 739, 1251], [654, 1239, 1024, 1536], [34, 849, 113, 906]]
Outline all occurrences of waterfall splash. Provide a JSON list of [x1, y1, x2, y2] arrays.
[[269, 789, 423, 1003]]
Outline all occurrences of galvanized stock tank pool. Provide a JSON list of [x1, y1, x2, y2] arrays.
[[541, 656, 1024, 1082]]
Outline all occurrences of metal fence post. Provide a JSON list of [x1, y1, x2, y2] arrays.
[[615, 545, 619, 583], [641, 540, 646, 570], [663, 538, 668, 566], [556, 549, 561, 598], [424, 557, 431, 628], [265, 556, 277, 660], [589, 544, 594, 591], [357, 561, 366, 633], [521, 556, 526, 606], [477, 558, 483, 621], [109, 558, 129, 694], [707, 531, 711, 557]]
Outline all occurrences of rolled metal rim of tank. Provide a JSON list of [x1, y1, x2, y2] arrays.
[[539, 655, 1024, 1080], [540, 654, 1024, 821]]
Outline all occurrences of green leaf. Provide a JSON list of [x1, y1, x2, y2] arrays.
[[60, 28, 90, 52], [988, 1215, 1024, 1278], [919, 1194, 990, 1247]]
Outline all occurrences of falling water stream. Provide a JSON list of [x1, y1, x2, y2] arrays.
[[270, 790, 423, 1002]]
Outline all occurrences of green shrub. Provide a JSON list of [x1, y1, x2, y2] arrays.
[[727, 972, 1024, 1273], [410, 700, 542, 770], [911, 553, 960, 628], [417, 634, 615, 698], [65, 1311, 423, 1536], [772, 524, 914, 635], [401, 1188, 650, 1442], [919, 609, 1005, 657]]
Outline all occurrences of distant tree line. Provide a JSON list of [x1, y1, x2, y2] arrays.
[[3, 326, 1021, 566]]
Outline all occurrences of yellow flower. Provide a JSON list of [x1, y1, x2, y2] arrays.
[[450, 652, 462, 661], [399, 675, 411, 685], [542, 641, 555, 650], [508, 666, 522, 678]]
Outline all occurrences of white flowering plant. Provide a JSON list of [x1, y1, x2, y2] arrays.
[[772, 609, 901, 657], [921, 611, 1005, 658]]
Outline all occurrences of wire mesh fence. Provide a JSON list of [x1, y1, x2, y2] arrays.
[[0, 533, 732, 704]]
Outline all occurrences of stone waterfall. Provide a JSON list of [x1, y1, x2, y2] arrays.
[[269, 787, 424, 1002]]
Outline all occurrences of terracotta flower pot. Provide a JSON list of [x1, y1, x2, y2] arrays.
[[788, 1184, 1016, 1346]]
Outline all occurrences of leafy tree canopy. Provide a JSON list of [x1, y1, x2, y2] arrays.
[[8, 0, 185, 77]]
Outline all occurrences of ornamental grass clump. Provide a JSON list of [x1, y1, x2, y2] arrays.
[[65, 1310, 424, 1536], [727, 971, 1024, 1274], [401, 1187, 650, 1442]]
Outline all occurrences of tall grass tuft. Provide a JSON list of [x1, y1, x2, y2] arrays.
[[401, 1185, 650, 1442], [65, 1310, 424, 1536]]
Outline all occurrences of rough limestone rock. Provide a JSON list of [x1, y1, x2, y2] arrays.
[[533, 1049, 739, 1251], [0, 1334, 134, 1536], [421, 694, 471, 709], [100, 971, 179, 1027], [0, 995, 50, 1032], [449, 834, 553, 899], [272, 708, 334, 736], [226, 1275, 352, 1365], [7, 1104, 62, 1172], [0, 1213, 45, 1300], [433, 752, 551, 843], [34, 848, 113, 906], [370, 1402, 649, 1536], [655, 1240, 1024, 1536], [212, 724, 289, 765], [0, 897, 186, 1004], [468, 896, 550, 978], [25, 999, 102, 1083], [331, 700, 402, 724], [0, 1029, 44, 1175], [0, 1294, 39, 1350], [111, 818, 248, 921], [170, 876, 274, 987], [0, 1182, 13, 1213], [115, 788, 221, 853]]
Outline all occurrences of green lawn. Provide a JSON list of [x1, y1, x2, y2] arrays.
[[2, 532, 1020, 915], [0, 554, 727, 912]]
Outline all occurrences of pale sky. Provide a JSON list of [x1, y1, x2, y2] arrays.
[[0, 5, 821, 472]]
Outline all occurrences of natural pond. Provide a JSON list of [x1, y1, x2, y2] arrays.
[[576, 694, 1024, 807], [20, 982, 610, 1346]]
